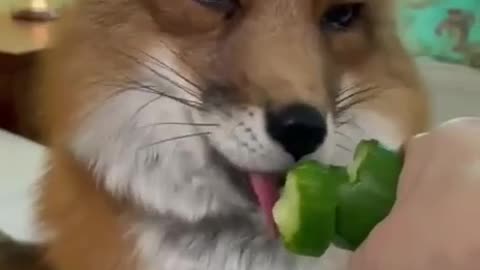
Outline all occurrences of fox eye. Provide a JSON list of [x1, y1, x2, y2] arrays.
[[322, 3, 365, 31], [194, 0, 239, 15]]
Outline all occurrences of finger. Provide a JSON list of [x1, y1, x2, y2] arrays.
[[437, 117, 480, 132], [398, 117, 480, 198], [395, 132, 431, 200]]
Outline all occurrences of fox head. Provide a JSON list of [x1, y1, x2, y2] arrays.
[[37, 1, 429, 268]]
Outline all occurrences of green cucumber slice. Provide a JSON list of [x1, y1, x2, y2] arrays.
[[273, 161, 348, 257], [334, 140, 403, 250]]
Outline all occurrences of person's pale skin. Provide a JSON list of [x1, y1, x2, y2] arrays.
[[349, 117, 480, 270]]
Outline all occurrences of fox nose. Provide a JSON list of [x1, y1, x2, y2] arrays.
[[266, 104, 327, 161]]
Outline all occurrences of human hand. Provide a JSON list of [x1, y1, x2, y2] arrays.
[[349, 117, 480, 270]]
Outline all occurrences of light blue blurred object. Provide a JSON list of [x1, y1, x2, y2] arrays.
[[397, 0, 480, 67]]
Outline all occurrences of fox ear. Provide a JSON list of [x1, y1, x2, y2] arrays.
[[0, 231, 50, 270]]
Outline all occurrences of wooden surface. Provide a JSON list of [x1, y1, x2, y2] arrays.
[[0, 52, 39, 140], [0, 12, 53, 55], [0, 12, 54, 141]]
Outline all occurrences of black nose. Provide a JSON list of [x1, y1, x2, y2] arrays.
[[266, 104, 327, 161]]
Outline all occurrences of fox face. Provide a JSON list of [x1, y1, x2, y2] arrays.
[[37, 0, 430, 270]]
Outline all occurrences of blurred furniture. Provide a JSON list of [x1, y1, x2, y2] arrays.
[[0, 12, 54, 141], [0, 2, 56, 243], [0, 129, 46, 243], [0, 10, 52, 54]]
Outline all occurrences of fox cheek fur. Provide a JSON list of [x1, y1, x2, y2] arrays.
[[34, 1, 430, 270]]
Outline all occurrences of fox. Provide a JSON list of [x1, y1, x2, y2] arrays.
[[3, 0, 430, 269]]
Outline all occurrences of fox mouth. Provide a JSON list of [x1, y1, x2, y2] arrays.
[[216, 150, 286, 237], [248, 173, 285, 237]]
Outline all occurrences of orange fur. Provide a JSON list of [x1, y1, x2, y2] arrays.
[[37, 151, 138, 270]]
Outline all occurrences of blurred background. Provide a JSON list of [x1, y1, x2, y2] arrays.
[[0, 0, 479, 242]]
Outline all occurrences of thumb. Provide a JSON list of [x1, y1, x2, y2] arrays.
[[346, 216, 403, 270]]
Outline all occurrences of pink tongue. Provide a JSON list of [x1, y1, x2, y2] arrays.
[[249, 173, 280, 237]]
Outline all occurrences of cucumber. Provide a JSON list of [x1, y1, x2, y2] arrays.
[[274, 140, 403, 256], [273, 161, 347, 257], [334, 140, 403, 250]]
